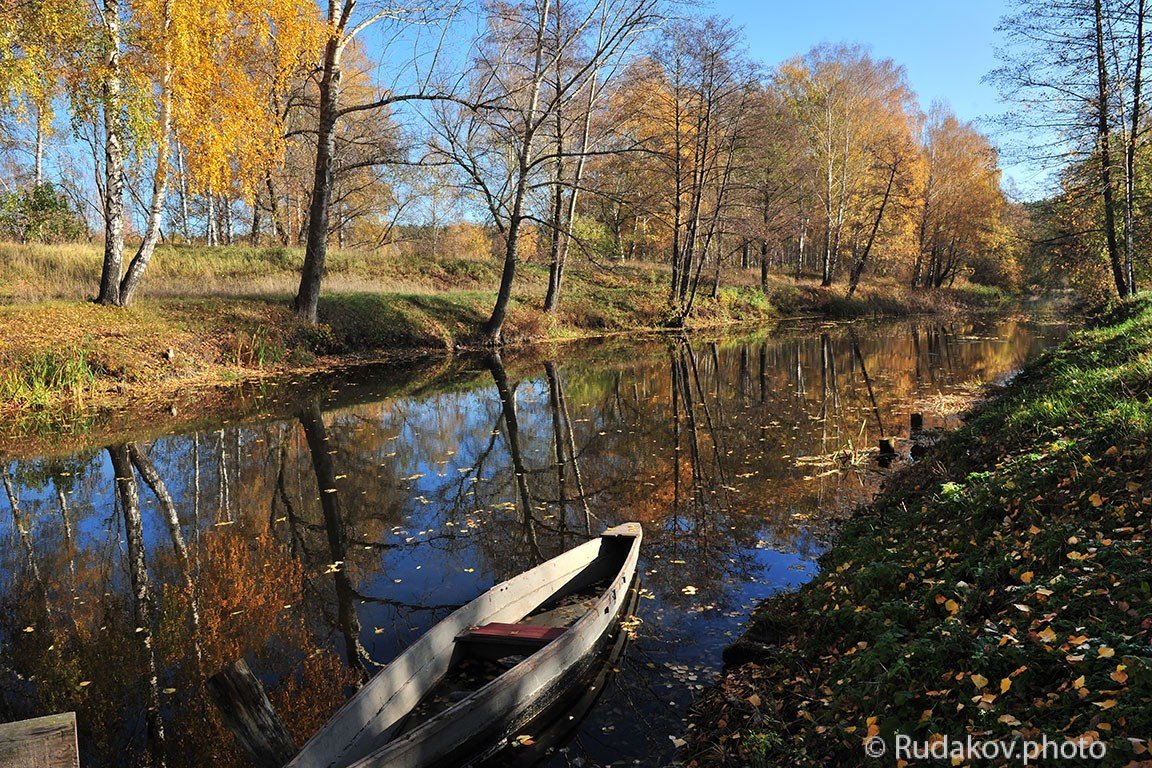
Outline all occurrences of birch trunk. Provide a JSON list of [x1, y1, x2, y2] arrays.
[[97, 0, 125, 306]]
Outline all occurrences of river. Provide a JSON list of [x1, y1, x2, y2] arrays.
[[0, 314, 1067, 767]]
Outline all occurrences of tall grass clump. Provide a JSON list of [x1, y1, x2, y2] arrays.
[[0, 346, 100, 409]]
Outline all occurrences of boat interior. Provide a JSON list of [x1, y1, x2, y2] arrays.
[[391, 535, 633, 736]]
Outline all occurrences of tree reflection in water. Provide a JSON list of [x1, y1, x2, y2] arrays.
[[0, 316, 1066, 767]]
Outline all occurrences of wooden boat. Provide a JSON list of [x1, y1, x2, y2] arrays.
[[286, 522, 643, 768], [474, 576, 641, 768]]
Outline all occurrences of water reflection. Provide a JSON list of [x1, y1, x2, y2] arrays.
[[0, 316, 1065, 767]]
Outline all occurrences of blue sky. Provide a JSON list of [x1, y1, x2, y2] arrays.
[[706, 0, 1047, 194]]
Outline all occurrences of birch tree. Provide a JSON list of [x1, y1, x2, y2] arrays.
[[429, 0, 661, 344], [993, 0, 1147, 297], [64, 0, 322, 306]]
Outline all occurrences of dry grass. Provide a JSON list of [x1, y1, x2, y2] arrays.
[[0, 241, 507, 302], [0, 240, 1001, 438]]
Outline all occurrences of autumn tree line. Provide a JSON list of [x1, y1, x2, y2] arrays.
[[994, 0, 1149, 302], [1, 0, 1044, 344]]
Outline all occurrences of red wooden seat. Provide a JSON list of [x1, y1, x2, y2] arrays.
[[456, 622, 566, 649]]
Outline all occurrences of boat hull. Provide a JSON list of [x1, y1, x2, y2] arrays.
[[287, 522, 643, 768]]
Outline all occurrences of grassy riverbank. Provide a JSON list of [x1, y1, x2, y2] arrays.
[[683, 297, 1152, 766], [2, 242, 1005, 438]]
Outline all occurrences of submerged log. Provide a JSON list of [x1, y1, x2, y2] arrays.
[[207, 659, 297, 768], [0, 712, 79, 768]]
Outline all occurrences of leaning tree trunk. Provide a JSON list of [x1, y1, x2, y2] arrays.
[[847, 162, 897, 297], [485, 217, 522, 346], [1096, 0, 1128, 298], [1123, 0, 1145, 295], [294, 35, 343, 324], [119, 0, 173, 306], [484, 0, 550, 345], [97, 0, 125, 306]]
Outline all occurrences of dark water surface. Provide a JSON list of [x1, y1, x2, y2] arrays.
[[0, 315, 1067, 767]]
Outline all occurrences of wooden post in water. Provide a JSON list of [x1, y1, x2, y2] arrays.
[[0, 712, 79, 768], [207, 659, 297, 768]]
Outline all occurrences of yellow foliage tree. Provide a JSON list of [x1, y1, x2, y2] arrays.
[[53, 0, 324, 306]]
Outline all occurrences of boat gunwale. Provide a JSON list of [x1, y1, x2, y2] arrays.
[[344, 523, 642, 768], [287, 523, 641, 768]]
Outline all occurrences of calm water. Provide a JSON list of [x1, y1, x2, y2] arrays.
[[0, 315, 1067, 767]]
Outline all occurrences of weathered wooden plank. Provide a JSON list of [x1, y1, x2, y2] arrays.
[[207, 658, 297, 768], [0, 712, 79, 768]]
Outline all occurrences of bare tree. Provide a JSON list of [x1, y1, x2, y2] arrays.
[[991, 0, 1147, 297], [428, 0, 661, 345], [644, 18, 754, 323], [293, 0, 463, 323]]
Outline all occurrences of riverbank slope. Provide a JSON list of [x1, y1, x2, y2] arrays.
[[2, 242, 1006, 438], [683, 297, 1152, 765]]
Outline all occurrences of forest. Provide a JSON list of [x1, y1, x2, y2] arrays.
[[0, 0, 1064, 349]]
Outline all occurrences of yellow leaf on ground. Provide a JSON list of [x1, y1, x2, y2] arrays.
[[1089, 492, 1104, 507], [1000, 678, 1012, 693], [971, 674, 989, 689]]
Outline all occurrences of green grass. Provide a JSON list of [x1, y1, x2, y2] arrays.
[[686, 294, 1152, 766], [0, 345, 101, 410]]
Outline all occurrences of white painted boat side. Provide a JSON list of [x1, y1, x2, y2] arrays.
[[287, 524, 640, 768], [344, 523, 642, 768]]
